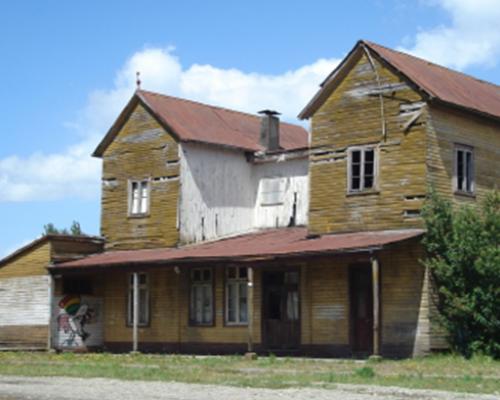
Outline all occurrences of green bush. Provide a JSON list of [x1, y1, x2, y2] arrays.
[[422, 190, 500, 358]]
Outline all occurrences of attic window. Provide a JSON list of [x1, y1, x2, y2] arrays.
[[348, 146, 377, 193], [260, 177, 285, 206], [129, 180, 150, 216]]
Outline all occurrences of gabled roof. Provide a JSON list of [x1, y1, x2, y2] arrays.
[[93, 90, 309, 157], [299, 40, 500, 121], [50, 228, 424, 270], [0, 235, 104, 268]]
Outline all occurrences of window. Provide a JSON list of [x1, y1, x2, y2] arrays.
[[225, 267, 248, 325], [348, 146, 377, 192], [260, 177, 286, 206], [129, 180, 150, 215], [454, 145, 474, 194], [190, 268, 213, 325], [127, 273, 149, 326]]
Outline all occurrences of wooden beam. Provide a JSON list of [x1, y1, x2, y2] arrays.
[[47, 274, 55, 351], [371, 256, 380, 356], [132, 272, 139, 353], [246, 266, 255, 355]]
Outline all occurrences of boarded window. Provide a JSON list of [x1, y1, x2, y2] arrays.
[[260, 177, 285, 206], [127, 273, 149, 326], [190, 268, 213, 325], [225, 267, 248, 325], [455, 145, 474, 194], [129, 180, 150, 215], [348, 147, 377, 192]]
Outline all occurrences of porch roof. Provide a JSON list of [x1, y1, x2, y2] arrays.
[[50, 228, 424, 271]]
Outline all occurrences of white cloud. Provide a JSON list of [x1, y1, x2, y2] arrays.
[[400, 0, 500, 70], [0, 47, 339, 202]]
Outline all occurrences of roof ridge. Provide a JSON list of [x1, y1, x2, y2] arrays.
[[137, 89, 302, 128], [362, 40, 500, 90]]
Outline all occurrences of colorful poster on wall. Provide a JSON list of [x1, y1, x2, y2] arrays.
[[52, 295, 103, 349]]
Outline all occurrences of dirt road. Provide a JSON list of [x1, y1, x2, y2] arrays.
[[0, 376, 497, 400]]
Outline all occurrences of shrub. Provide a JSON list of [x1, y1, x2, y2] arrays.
[[422, 190, 500, 358]]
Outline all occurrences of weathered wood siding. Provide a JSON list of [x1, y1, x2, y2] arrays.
[[309, 53, 427, 235], [101, 103, 180, 250], [427, 105, 500, 203], [0, 242, 51, 348], [179, 143, 309, 244], [99, 241, 430, 357]]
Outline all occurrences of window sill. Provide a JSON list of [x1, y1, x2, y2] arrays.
[[346, 190, 380, 197], [454, 190, 476, 199], [224, 322, 248, 327], [127, 213, 150, 219]]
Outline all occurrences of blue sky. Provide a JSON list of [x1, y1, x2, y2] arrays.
[[1, 0, 499, 256]]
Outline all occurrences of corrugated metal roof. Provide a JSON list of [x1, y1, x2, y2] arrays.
[[51, 228, 424, 270], [299, 40, 500, 121], [93, 90, 309, 156]]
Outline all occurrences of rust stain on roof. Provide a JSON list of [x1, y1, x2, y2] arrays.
[[94, 90, 309, 156], [51, 228, 424, 270], [300, 40, 500, 121]]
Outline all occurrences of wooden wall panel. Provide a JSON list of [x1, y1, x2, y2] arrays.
[[101, 103, 180, 250], [0, 242, 51, 278], [309, 53, 427, 235], [427, 105, 500, 204]]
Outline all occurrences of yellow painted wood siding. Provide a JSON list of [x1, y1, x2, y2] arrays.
[[427, 105, 500, 204], [100, 241, 431, 356], [309, 53, 427, 235], [0, 242, 51, 278], [101, 103, 180, 250]]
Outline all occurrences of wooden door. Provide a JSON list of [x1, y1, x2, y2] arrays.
[[262, 270, 300, 351], [349, 265, 373, 355]]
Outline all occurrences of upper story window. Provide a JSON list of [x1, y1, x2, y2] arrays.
[[348, 146, 377, 193], [225, 267, 248, 325], [129, 180, 150, 215], [190, 268, 214, 326], [454, 144, 474, 195], [260, 177, 286, 206], [127, 273, 149, 326]]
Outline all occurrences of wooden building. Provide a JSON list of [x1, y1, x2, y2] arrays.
[[0, 235, 103, 349], [4, 40, 499, 358]]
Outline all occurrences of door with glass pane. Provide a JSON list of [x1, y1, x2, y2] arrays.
[[262, 270, 300, 350]]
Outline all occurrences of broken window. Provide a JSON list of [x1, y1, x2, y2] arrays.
[[225, 267, 248, 325], [190, 268, 213, 325], [129, 180, 149, 215], [127, 273, 149, 326], [455, 145, 474, 194], [348, 146, 377, 192]]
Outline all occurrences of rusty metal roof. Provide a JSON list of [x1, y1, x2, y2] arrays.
[[51, 228, 424, 270], [300, 40, 500, 121], [93, 90, 309, 156]]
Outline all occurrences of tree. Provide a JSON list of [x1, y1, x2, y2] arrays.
[[43, 221, 85, 236], [421, 189, 500, 358]]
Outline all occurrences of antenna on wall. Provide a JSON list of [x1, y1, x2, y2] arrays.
[[136, 71, 142, 90]]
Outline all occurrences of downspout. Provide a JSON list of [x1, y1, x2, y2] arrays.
[[362, 45, 387, 141]]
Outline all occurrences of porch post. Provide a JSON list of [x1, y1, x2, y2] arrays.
[[47, 273, 55, 351], [371, 256, 380, 356], [132, 272, 139, 353], [246, 266, 255, 357]]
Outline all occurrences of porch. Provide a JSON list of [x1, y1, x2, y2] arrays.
[[49, 228, 432, 358]]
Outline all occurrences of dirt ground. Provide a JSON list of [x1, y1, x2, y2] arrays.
[[0, 376, 498, 400]]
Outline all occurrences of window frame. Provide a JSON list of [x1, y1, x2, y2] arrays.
[[347, 145, 378, 193], [128, 179, 151, 217], [224, 266, 249, 326], [189, 267, 215, 327], [260, 176, 286, 206], [453, 144, 475, 196], [126, 272, 150, 327]]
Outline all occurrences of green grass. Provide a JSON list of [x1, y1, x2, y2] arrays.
[[0, 352, 498, 395]]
